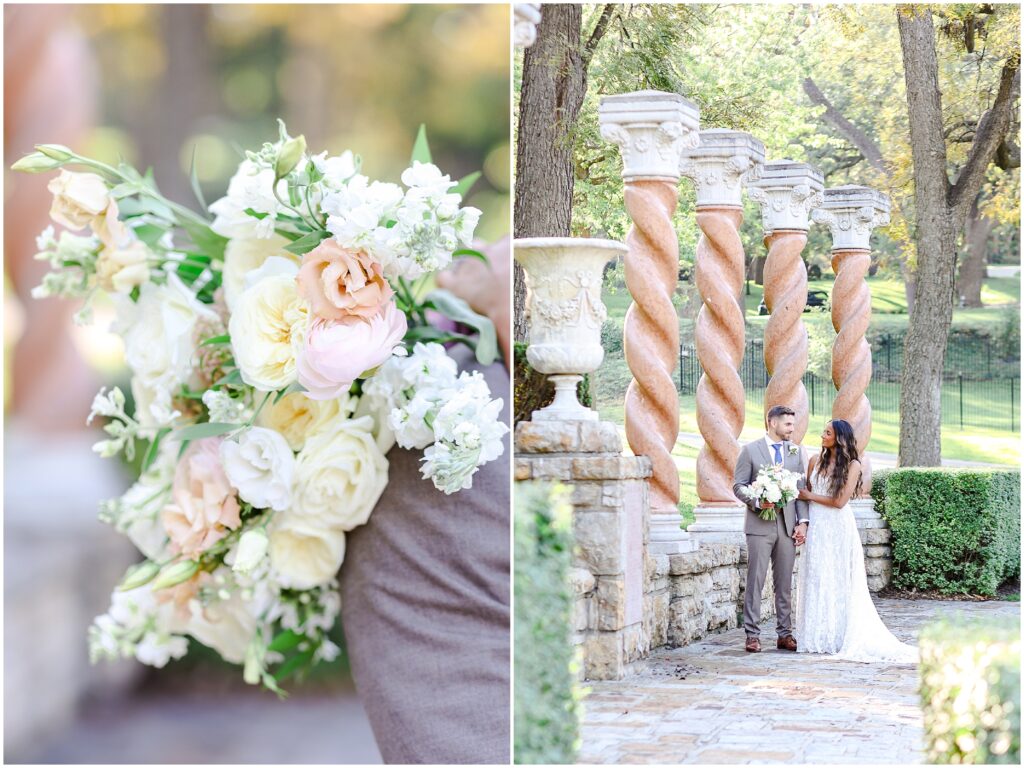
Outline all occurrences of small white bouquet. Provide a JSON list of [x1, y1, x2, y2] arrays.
[[13, 123, 508, 694], [743, 465, 803, 521]]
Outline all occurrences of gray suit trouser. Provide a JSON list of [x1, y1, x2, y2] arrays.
[[744, 512, 797, 639], [340, 346, 510, 764]]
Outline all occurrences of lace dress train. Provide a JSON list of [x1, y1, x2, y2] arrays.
[[795, 473, 918, 664]]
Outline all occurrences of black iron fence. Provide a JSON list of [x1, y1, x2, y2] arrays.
[[677, 337, 1020, 433]]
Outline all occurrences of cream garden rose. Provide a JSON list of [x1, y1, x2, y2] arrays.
[[291, 415, 388, 531], [229, 272, 309, 391], [222, 233, 298, 312], [267, 517, 347, 590], [47, 169, 110, 230], [219, 426, 295, 512], [256, 391, 354, 452]]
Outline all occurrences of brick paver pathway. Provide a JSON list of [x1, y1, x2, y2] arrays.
[[578, 598, 1019, 764]]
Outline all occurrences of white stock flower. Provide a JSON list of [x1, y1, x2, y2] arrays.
[[322, 175, 403, 254], [267, 517, 347, 590], [209, 159, 285, 239], [311, 150, 357, 190], [222, 233, 298, 312], [228, 272, 308, 391], [88, 584, 189, 668], [201, 389, 251, 424], [291, 415, 389, 532], [220, 427, 295, 512], [114, 272, 219, 427]]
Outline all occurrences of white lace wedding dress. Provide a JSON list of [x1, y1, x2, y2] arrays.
[[795, 469, 918, 663]]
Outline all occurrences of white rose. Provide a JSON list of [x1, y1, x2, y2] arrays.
[[292, 415, 388, 531], [257, 391, 353, 452], [47, 169, 109, 230], [184, 587, 258, 665], [267, 517, 346, 590], [765, 485, 782, 503], [222, 234, 298, 312], [97, 239, 151, 294], [114, 273, 218, 426], [220, 427, 295, 512], [228, 274, 308, 391]]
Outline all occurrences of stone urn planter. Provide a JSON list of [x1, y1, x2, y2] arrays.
[[514, 237, 626, 421]]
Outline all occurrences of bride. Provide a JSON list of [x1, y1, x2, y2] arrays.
[[795, 419, 917, 664]]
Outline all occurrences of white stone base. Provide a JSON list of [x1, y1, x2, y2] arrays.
[[688, 503, 747, 544], [531, 374, 599, 422], [850, 497, 884, 526], [650, 511, 698, 554]]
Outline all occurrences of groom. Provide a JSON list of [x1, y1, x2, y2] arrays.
[[732, 405, 809, 653]]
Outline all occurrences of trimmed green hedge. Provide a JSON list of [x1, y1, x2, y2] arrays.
[[920, 617, 1021, 764], [513, 482, 580, 765], [872, 468, 1021, 596]]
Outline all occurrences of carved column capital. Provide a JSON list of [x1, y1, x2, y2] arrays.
[[599, 90, 700, 182], [513, 3, 542, 48], [679, 129, 765, 208], [748, 160, 824, 233], [811, 186, 891, 250]]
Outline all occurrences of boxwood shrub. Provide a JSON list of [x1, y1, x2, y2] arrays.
[[513, 482, 580, 765], [872, 468, 1020, 596], [920, 617, 1020, 764]]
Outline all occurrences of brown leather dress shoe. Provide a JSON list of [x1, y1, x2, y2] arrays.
[[745, 637, 761, 653], [777, 636, 798, 651]]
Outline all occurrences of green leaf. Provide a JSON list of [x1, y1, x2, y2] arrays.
[[273, 381, 307, 404], [188, 145, 208, 213], [200, 334, 231, 347], [217, 369, 245, 388], [109, 181, 141, 200], [273, 649, 315, 682], [451, 171, 481, 199], [179, 217, 228, 262], [284, 230, 330, 256], [141, 427, 171, 472], [244, 207, 270, 221], [267, 630, 305, 653], [134, 224, 167, 247], [410, 124, 432, 165], [452, 248, 489, 264], [423, 289, 498, 366], [169, 422, 239, 442]]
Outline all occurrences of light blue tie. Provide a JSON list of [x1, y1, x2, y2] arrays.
[[772, 443, 783, 464]]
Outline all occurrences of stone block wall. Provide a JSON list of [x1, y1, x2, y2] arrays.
[[515, 420, 651, 680]]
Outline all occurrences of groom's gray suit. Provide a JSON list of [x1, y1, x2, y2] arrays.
[[733, 437, 809, 640]]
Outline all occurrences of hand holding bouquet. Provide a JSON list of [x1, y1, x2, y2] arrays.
[[13, 124, 508, 694], [742, 465, 803, 522]]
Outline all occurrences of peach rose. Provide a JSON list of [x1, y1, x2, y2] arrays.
[[161, 437, 242, 557], [297, 239, 393, 322], [297, 301, 407, 401]]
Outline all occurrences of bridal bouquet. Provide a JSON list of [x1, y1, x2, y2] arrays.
[[12, 123, 508, 694], [743, 465, 802, 521]]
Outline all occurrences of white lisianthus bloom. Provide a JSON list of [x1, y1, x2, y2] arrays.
[[291, 415, 388, 531], [209, 159, 285, 240], [47, 169, 109, 230], [267, 517, 347, 590], [220, 427, 295, 512], [184, 586, 259, 665], [114, 272, 219, 427], [229, 270, 309, 391], [222, 233, 298, 312], [96, 238, 151, 294]]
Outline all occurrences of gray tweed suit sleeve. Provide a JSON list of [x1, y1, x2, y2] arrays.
[[732, 444, 756, 511]]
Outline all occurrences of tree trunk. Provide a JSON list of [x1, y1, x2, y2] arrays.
[[513, 4, 587, 342], [897, 8, 958, 467], [896, 6, 1018, 466], [957, 194, 994, 308]]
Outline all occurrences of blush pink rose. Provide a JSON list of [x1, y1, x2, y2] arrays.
[[161, 437, 242, 557], [296, 239, 393, 322], [297, 301, 407, 400]]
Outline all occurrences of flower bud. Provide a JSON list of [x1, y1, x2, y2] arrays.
[[243, 636, 264, 685], [36, 144, 74, 162], [232, 527, 270, 575], [11, 152, 64, 173], [152, 559, 199, 590], [117, 560, 161, 591], [275, 135, 306, 178]]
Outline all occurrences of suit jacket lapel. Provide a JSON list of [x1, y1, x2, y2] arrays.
[[755, 438, 773, 469]]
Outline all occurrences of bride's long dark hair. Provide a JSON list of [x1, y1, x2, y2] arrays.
[[814, 419, 862, 499]]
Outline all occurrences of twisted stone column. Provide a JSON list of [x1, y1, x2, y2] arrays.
[[600, 91, 700, 554], [679, 130, 765, 541], [812, 186, 891, 505], [749, 162, 824, 444]]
